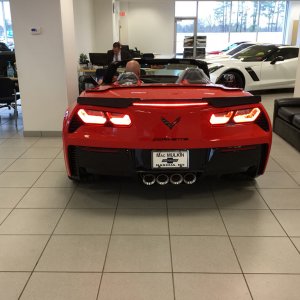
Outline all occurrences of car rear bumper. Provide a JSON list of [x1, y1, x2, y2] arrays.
[[66, 144, 269, 179]]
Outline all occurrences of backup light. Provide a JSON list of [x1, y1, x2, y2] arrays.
[[77, 109, 107, 125], [106, 112, 131, 126], [210, 111, 233, 125], [233, 108, 261, 123]]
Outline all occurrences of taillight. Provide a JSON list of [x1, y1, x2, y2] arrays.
[[106, 112, 131, 126], [76, 109, 131, 127], [210, 107, 261, 125], [77, 109, 107, 125], [233, 108, 261, 123], [210, 111, 233, 125]]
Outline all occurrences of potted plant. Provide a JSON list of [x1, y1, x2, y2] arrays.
[[79, 53, 88, 67]]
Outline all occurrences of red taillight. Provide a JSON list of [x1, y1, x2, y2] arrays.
[[233, 108, 261, 123], [210, 111, 233, 125], [77, 109, 107, 125], [210, 107, 261, 125], [106, 112, 131, 126], [77, 109, 131, 127]]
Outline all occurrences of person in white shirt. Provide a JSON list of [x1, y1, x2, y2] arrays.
[[107, 42, 132, 64]]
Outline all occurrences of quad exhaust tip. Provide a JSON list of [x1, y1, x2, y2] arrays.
[[142, 173, 197, 185], [183, 173, 197, 185], [142, 174, 156, 186], [156, 174, 169, 185], [170, 173, 183, 185]]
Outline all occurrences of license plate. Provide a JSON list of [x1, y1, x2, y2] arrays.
[[152, 150, 189, 169]]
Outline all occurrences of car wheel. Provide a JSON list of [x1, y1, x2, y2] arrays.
[[217, 71, 245, 88]]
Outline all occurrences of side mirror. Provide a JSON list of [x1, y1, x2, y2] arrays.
[[270, 56, 284, 65]]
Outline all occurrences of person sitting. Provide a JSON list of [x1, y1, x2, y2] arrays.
[[125, 60, 141, 78], [107, 42, 132, 64]]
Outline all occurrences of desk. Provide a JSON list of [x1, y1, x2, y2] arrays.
[[79, 68, 96, 75]]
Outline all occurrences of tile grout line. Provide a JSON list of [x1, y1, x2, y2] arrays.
[[211, 185, 254, 300], [165, 190, 176, 300], [17, 182, 78, 299], [270, 149, 300, 186], [270, 155, 300, 187], [0, 138, 62, 226], [255, 187, 300, 256], [95, 181, 121, 300], [4, 270, 300, 275]]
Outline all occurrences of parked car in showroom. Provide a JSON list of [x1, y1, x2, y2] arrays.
[[208, 44, 299, 91], [63, 58, 272, 185], [207, 41, 249, 55], [205, 42, 255, 62]]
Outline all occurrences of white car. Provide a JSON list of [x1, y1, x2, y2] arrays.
[[205, 42, 255, 62], [208, 44, 299, 91]]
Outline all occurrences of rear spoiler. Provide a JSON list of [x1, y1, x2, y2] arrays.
[[77, 95, 261, 108], [203, 95, 261, 108]]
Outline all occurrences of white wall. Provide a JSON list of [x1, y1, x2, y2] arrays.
[[119, 2, 129, 45], [10, 0, 78, 133], [294, 45, 300, 96], [113, 0, 120, 43], [94, 0, 114, 51], [61, 0, 78, 105], [285, 1, 300, 45], [73, 0, 96, 58], [125, 1, 175, 54]]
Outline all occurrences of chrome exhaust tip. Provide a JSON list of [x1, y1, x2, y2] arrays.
[[170, 173, 183, 185], [156, 174, 169, 185], [183, 173, 197, 185], [142, 174, 156, 186]]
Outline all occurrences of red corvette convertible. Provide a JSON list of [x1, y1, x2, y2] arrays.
[[63, 59, 272, 185]]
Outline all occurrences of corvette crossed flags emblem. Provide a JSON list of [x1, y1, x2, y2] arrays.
[[161, 117, 181, 129]]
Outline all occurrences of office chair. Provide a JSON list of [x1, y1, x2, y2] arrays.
[[142, 53, 155, 59], [0, 77, 20, 128]]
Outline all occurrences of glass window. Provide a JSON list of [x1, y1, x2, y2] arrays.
[[266, 48, 299, 61], [230, 1, 259, 33], [176, 1, 289, 53], [232, 45, 278, 61], [0, 0, 13, 50], [257, 1, 287, 43], [175, 1, 197, 17], [197, 1, 231, 52]]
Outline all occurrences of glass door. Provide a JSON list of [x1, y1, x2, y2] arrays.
[[175, 18, 197, 58]]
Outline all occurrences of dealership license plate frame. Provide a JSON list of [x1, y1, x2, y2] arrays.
[[152, 150, 189, 169]]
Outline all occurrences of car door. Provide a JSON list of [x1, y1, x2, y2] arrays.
[[260, 48, 299, 89]]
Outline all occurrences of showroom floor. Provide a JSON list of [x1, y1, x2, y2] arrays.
[[0, 92, 300, 300]]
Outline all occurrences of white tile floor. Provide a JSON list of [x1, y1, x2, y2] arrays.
[[0, 92, 300, 299]]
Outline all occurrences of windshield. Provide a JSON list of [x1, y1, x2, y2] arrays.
[[102, 59, 210, 85], [226, 43, 254, 56], [222, 42, 240, 52], [232, 45, 278, 61]]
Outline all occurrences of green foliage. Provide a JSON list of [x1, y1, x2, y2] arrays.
[[79, 53, 88, 64]]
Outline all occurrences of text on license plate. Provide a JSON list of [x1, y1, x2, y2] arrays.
[[152, 150, 189, 169]]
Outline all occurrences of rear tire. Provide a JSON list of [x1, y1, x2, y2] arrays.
[[217, 71, 245, 89]]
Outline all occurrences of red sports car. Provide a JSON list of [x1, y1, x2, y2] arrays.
[[63, 59, 272, 185]]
